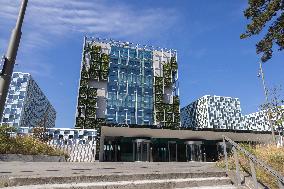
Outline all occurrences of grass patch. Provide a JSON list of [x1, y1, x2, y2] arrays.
[[217, 143, 284, 189]]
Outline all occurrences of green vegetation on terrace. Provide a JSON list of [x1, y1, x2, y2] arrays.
[[217, 143, 284, 189], [0, 125, 67, 158]]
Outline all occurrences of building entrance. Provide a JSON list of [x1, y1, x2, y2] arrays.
[[132, 139, 151, 162], [103, 141, 121, 162], [185, 141, 203, 161], [168, 141, 178, 162]]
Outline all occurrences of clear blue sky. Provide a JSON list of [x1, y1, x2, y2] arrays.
[[0, 0, 283, 128]]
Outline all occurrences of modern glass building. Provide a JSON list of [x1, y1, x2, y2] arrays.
[[74, 38, 277, 162], [75, 37, 180, 129], [1, 72, 56, 128], [75, 37, 181, 160]]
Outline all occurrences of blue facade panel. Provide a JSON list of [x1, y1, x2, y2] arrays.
[[106, 46, 154, 125]]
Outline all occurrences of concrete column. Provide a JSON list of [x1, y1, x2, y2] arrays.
[[132, 142, 135, 162], [99, 135, 105, 162]]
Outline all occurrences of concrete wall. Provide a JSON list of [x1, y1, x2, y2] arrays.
[[0, 154, 66, 162]]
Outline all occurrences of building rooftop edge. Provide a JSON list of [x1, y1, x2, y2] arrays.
[[181, 95, 240, 108], [85, 36, 178, 54], [13, 72, 31, 76]]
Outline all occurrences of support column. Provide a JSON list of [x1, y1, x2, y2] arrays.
[[168, 142, 170, 162], [176, 143, 178, 162], [99, 134, 104, 162], [133, 142, 135, 162]]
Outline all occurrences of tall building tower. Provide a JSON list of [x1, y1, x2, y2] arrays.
[[1, 72, 56, 128], [75, 37, 180, 158]]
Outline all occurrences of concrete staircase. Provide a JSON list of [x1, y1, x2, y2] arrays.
[[5, 171, 235, 189], [7, 179, 236, 189], [1, 162, 237, 189]]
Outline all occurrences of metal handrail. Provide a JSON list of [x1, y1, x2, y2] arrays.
[[222, 135, 284, 189]]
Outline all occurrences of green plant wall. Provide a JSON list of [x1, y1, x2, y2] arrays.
[[154, 56, 180, 129]]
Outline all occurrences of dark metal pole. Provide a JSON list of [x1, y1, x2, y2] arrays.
[[0, 0, 28, 121]]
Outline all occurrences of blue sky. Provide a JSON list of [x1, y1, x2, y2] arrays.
[[0, 0, 283, 128]]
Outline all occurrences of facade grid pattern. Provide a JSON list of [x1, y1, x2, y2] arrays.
[[106, 46, 154, 125], [75, 37, 180, 130], [181, 95, 274, 132], [75, 37, 181, 159], [1, 72, 56, 128]]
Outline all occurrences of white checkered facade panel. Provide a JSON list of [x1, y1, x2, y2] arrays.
[[20, 76, 56, 128], [1, 72, 56, 128], [207, 96, 242, 130], [181, 96, 209, 129], [1, 72, 30, 127], [181, 95, 273, 132]]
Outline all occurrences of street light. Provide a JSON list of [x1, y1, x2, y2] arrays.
[[258, 61, 276, 144], [0, 0, 28, 122]]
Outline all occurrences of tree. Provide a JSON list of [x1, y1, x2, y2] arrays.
[[260, 85, 284, 142], [32, 127, 48, 142], [241, 0, 284, 62]]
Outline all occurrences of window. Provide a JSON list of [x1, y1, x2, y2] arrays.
[[121, 59, 127, 65], [144, 61, 151, 68], [4, 109, 10, 114]]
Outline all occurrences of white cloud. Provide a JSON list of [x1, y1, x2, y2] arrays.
[[0, 0, 178, 77], [0, 38, 8, 54], [0, 0, 177, 45], [15, 58, 54, 79]]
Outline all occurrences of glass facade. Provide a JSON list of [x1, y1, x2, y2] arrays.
[[75, 38, 180, 160], [75, 38, 180, 130], [106, 46, 154, 125], [1, 72, 56, 128]]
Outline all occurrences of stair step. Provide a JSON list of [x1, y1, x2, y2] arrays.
[[6, 177, 233, 189], [7, 172, 228, 186], [177, 185, 238, 189]]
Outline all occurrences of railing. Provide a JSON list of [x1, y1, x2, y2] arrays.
[[222, 135, 284, 189]]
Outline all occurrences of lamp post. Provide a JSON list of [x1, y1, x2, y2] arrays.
[[258, 61, 276, 144], [0, 0, 28, 122]]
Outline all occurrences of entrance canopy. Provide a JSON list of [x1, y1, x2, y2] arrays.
[[101, 126, 272, 142]]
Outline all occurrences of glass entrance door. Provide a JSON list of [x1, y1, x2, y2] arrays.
[[168, 141, 177, 162], [133, 139, 151, 162], [185, 141, 203, 162]]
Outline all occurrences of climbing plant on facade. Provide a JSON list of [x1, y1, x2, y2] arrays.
[[154, 56, 180, 129], [75, 43, 110, 130]]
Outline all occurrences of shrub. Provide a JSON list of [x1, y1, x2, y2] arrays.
[[0, 126, 68, 158], [32, 127, 48, 142]]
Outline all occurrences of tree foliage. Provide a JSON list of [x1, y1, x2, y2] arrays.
[[241, 0, 284, 62], [32, 127, 49, 142], [260, 85, 284, 129], [0, 125, 16, 139]]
